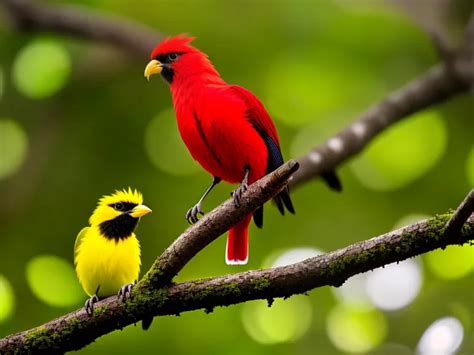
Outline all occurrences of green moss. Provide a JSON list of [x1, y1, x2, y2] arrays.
[[250, 276, 270, 291], [25, 326, 48, 340], [461, 222, 472, 235], [130, 288, 168, 309], [94, 305, 109, 316], [220, 282, 241, 297], [24, 326, 52, 351], [22, 315, 91, 353], [426, 211, 452, 231], [141, 267, 166, 286], [61, 317, 82, 336]]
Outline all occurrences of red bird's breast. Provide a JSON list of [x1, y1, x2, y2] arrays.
[[172, 84, 268, 184]]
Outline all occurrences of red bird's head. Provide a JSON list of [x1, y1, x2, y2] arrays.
[[144, 35, 221, 85]]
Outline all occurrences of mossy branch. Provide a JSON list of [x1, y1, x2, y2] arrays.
[[142, 160, 300, 288], [1, 211, 472, 353]]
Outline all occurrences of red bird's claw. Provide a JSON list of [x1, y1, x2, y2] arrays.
[[118, 283, 134, 302], [85, 294, 99, 316], [232, 183, 248, 208], [186, 204, 204, 224]]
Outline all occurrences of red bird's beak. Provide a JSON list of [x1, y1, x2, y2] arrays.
[[144, 59, 163, 81]]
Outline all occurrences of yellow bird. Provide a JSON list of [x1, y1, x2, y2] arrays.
[[74, 188, 151, 315]]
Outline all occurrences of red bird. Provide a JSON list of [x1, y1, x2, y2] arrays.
[[144, 35, 296, 265]]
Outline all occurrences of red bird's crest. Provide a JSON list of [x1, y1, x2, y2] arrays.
[[150, 34, 196, 59]]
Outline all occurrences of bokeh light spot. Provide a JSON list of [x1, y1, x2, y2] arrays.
[[351, 110, 446, 191], [327, 304, 387, 353], [425, 244, 474, 280], [13, 38, 71, 99], [271, 247, 323, 267], [333, 273, 371, 307], [144, 109, 200, 176], [417, 317, 464, 354], [265, 52, 382, 127], [366, 259, 422, 311], [0, 275, 15, 323], [0, 119, 28, 180], [242, 297, 312, 344], [26, 255, 83, 307], [466, 146, 474, 186], [290, 118, 345, 158]]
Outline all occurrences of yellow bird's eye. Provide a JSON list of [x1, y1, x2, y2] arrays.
[[115, 203, 124, 211]]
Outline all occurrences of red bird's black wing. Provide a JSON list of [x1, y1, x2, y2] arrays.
[[230, 85, 280, 147], [230, 85, 294, 228]]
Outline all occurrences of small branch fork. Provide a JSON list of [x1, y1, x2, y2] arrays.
[[444, 189, 474, 239], [0, 1, 473, 353]]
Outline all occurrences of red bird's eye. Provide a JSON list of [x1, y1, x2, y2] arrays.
[[168, 53, 179, 61]]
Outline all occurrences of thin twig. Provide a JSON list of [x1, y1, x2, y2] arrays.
[[444, 189, 474, 239], [2, 0, 162, 56]]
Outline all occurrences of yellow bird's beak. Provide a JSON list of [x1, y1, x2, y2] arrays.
[[144, 59, 163, 81], [129, 204, 152, 218]]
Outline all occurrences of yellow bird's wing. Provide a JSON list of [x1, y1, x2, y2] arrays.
[[74, 227, 89, 264]]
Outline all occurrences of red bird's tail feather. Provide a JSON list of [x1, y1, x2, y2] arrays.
[[226, 214, 252, 265]]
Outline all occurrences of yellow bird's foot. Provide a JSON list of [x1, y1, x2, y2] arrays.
[[118, 283, 135, 302], [85, 294, 99, 316]]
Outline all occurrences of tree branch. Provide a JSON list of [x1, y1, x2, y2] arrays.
[[2, 0, 162, 57], [1, 210, 472, 353], [142, 160, 300, 288], [445, 189, 474, 239]]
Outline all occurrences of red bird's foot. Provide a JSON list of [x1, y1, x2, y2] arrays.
[[85, 294, 99, 316], [232, 182, 248, 208], [118, 283, 135, 301], [233, 167, 250, 208], [186, 203, 204, 224]]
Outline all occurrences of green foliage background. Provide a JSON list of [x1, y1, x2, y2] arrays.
[[0, 0, 473, 353]]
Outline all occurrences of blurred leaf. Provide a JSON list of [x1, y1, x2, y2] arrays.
[[241, 297, 312, 344], [0, 275, 14, 323], [425, 245, 474, 280], [265, 50, 383, 127], [0, 119, 28, 181], [327, 304, 387, 353], [12, 38, 71, 99], [144, 108, 200, 176], [26, 255, 83, 307], [350, 110, 447, 191]]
